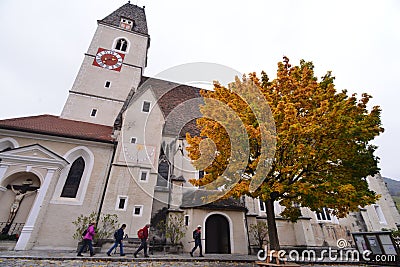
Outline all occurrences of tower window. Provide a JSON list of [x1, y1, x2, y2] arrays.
[[116, 196, 128, 210], [142, 101, 151, 112], [115, 38, 128, 52], [105, 81, 111, 88], [120, 18, 134, 31], [133, 205, 143, 216], [90, 109, 97, 117], [139, 169, 149, 182], [130, 137, 137, 144]]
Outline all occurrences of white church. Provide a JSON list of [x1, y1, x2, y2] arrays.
[[0, 3, 399, 254]]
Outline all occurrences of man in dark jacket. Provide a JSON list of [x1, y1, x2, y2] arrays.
[[190, 225, 204, 257], [134, 224, 150, 258], [106, 224, 126, 256]]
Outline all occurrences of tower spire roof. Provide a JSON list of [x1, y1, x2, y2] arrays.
[[99, 3, 148, 35]]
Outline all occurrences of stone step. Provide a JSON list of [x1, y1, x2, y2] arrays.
[[0, 241, 16, 251]]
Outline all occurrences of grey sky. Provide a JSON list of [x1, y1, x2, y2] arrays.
[[0, 0, 399, 180]]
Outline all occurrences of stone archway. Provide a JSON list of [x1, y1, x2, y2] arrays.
[[0, 172, 40, 235], [205, 214, 231, 254]]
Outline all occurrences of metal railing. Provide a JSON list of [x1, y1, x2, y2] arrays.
[[0, 222, 24, 235]]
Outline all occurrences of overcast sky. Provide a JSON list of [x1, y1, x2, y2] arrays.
[[0, 0, 399, 180]]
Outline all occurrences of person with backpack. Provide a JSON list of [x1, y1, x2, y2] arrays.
[[77, 221, 96, 257], [190, 225, 204, 257], [133, 224, 150, 258], [106, 224, 126, 256]]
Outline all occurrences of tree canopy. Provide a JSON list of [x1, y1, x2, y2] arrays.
[[186, 57, 383, 221]]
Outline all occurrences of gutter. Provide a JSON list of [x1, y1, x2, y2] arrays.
[[96, 140, 118, 223]]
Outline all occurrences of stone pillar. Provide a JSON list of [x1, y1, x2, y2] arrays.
[[0, 164, 9, 181], [14, 169, 56, 250], [0, 164, 9, 192]]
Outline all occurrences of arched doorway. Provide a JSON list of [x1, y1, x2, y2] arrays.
[[0, 172, 40, 235], [205, 214, 231, 254]]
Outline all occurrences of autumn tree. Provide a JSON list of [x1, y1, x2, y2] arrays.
[[186, 57, 383, 250]]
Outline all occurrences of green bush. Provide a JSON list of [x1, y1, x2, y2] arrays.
[[157, 213, 186, 245], [72, 211, 119, 241]]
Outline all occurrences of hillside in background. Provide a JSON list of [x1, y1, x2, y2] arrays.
[[383, 177, 400, 212]]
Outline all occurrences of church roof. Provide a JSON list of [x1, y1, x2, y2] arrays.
[[99, 3, 148, 35], [0, 115, 114, 143]]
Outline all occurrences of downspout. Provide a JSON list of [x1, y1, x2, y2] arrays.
[[96, 140, 118, 223], [243, 196, 252, 255]]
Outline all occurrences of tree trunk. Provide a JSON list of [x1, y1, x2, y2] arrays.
[[265, 198, 280, 251]]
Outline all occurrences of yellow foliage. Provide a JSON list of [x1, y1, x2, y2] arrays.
[[186, 57, 383, 221]]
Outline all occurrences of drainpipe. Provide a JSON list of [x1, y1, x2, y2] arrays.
[[243, 196, 252, 255], [96, 140, 118, 223]]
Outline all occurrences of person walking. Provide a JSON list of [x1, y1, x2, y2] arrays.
[[133, 224, 150, 258], [190, 225, 204, 257], [77, 222, 96, 257], [107, 224, 126, 256]]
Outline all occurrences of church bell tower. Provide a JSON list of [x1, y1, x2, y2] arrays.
[[61, 3, 150, 126]]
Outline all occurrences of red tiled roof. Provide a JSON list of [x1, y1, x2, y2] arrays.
[[0, 115, 114, 143]]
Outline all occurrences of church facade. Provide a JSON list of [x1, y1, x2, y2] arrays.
[[0, 3, 399, 253]]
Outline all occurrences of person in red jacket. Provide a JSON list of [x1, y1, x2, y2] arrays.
[[134, 224, 150, 258], [77, 222, 96, 257]]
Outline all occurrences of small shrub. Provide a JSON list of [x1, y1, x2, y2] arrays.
[[249, 221, 269, 248], [72, 211, 118, 242]]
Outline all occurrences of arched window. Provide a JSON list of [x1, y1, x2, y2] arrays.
[[61, 157, 85, 198], [156, 149, 169, 187], [115, 38, 128, 52], [0, 137, 18, 152]]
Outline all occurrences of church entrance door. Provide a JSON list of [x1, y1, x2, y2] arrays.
[[205, 214, 231, 254]]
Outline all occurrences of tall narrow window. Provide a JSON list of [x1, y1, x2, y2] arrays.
[[90, 109, 97, 117], [115, 38, 128, 52], [184, 215, 190, 226], [259, 199, 266, 212], [316, 207, 332, 221], [156, 154, 169, 187], [142, 101, 151, 112], [61, 157, 85, 198], [374, 205, 387, 224]]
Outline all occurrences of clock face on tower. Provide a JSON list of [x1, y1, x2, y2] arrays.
[[93, 48, 125, 71]]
